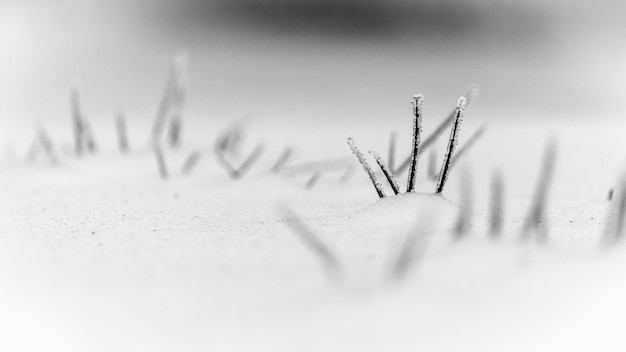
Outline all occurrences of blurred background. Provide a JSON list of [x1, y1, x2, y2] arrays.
[[0, 0, 625, 144]]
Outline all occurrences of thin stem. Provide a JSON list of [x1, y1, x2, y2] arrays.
[[395, 86, 479, 175], [271, 146, 293, 173], [305, 171, 322, 190], [388, 131, 397, 172], [347, 137, 385, 198], [181, 150, 203, 175], [449, 125, 486, 169], [427, 149, 438, 181], [489, 170, 504, 238], [153, 145, 169, 180], [279, 206, 344, 282], [521, 138, 557, 242], [453, 168, 473, 239], [70, 85, 85, 156], [215, 145, 264, 180], [406, 94, 424, 192], [369, 150, 400, 195], [151, 54, 188, 143], [435, 97, 467, 194], [115, 111, 129, 154]]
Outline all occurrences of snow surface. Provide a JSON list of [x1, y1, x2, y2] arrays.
[[1, 112, 626, 351]]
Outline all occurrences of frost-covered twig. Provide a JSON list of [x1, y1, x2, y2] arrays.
[[271, 146, 293, 174], [181, 150, 203, 175], [489, 170, 504, 238], [279, 206, 344, 282], [347, 137, 385, 198], [435, 97, 468, 194], [406, 94, 424, 193], [369, 150, 400, 195], [395, 86, 479, 175], [115, 111, 129, 154], [521, 139, 557, 242]]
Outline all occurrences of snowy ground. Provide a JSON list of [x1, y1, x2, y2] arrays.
[[1, 109, 626, 351], [2, 1, 626, 351]]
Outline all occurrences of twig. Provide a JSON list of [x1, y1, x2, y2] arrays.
[[449, 125, 486, 170], [271, 146, 293, 174], [369, 150, 400, 195], [521, 138, 557, 242], [407, 94, 424, 193], [394, 86, 479, 175], [435, 97, 468, 194], [153, 145, 169, 180], [279, 206, 344, 282], [347, 137, 385, 198], [215, 145, 264, 179], [168, 114, 183, 148], [36, 126, 58, 165], [115, 111, 129, 154], [489, 170, 504, 238], [70, 84, 85, 156], [603, 173, 626, 245], [181, 150, 203, 175], [151, 53, 188, 143], [282, 157, 353, 176], [83, 120, 97, 154], [305, 171, 322, 190]]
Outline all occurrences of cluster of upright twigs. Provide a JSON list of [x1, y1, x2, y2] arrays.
[[348, 93, 481, 198]]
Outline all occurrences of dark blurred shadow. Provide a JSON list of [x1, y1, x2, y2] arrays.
[[184, 0, 548, 45]]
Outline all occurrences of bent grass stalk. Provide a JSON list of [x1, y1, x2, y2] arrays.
[[369, 150, 400, 195], [347, 137, 385, 198]]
